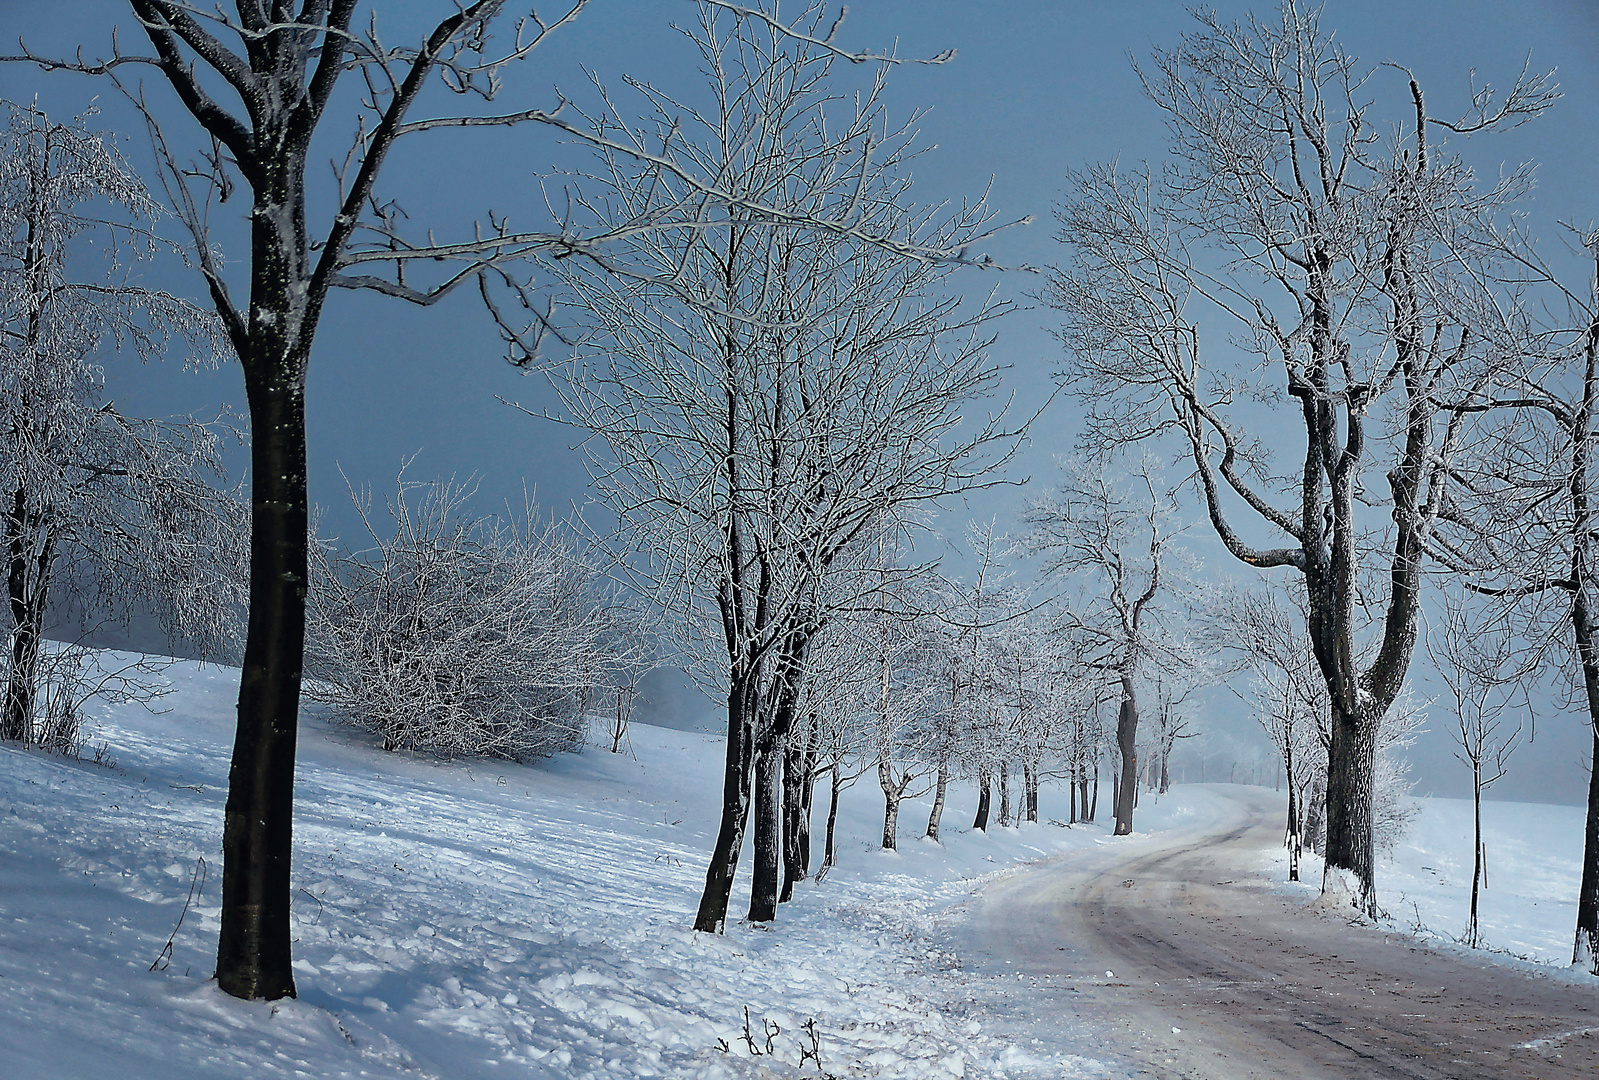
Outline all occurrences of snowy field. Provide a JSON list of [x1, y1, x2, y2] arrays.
[[0, 651, 1210, 1080], [1266, 797, 1590, 976], [5, 652, 1593, 1079]]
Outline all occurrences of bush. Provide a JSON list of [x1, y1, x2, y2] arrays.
[[306, 474, 642, 760]]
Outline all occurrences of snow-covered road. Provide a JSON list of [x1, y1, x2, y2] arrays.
[[959, 786, 1599, 1079]]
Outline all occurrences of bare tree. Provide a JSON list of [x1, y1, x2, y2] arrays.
[[1429, 589, 1524, 948], [1027, 457, 1189, 835], [1231, 587, 1327, 881], [1425, 232, 1599, 966], [545, 7, 1022, 932], [1146, 679, 1196, 796], [0, 101, 246, 746], [1049, 1, 1552, 912], [921, 523, 1029, 839]]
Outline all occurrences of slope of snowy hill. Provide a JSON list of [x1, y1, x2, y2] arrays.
[[0, 652, 1199, 1079], [3, 651, 1593, 1079]]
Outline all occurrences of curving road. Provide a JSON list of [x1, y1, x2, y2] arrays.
[[960, 786, 1599, 1079]]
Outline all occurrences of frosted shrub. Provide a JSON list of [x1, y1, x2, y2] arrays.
[[306, 474, 638, 761], [1374, 751, 1418, 854]]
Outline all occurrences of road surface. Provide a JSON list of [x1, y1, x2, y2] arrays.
[[959, 786, 1599, 1079]]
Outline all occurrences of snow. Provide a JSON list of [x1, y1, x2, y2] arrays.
[[9, 651, 1594, 1078], [1265, 794, 1592, 976], [0, 650, 1178, 1079]]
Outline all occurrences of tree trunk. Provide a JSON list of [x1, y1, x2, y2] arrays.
[[878, 758, 901, 850], [780, 735, 813, 902], [1568, 253, 1599, 972], [751, 651, 807, 919], [1, 619, 37, 743], [3, 492, 53, 744], [798, 745, 815, 879], [1024, 763, 1038, 823], [926, 762, 948, 841], [973, 766, 991, 831], [1069, 767, 1078, 823], [1322, 700, 1378, 914], [1467, 768, 1483, 948], [746, 729, 782, 923], [1575, 721, 1599, 972], [217, 367, 309, 1002], [820, 763, 842, 877], [998, 761, 1011, 827], [1090, 764, 1099, 821], [1114, 679, 1138, 835], [1571, 578, 1599, 970], [1285, 738, 1300, 883], [1305, 775, 1326, 854], [693, 678, 754, 933]]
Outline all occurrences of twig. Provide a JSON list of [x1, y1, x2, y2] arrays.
[[150, 856, 207, 971]]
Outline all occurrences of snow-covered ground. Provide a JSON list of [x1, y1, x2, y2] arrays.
[[1, 651, 1210, 1080], [7, 652, 1593, 1079], [1265, 795, 1590, 975]]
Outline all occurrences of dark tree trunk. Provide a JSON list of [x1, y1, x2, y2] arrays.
[[217, 364, 309, 1002], [1285, 738, 1301, 883], [1090, 764, 1099, 821], [1467, 768, 1484, 948], [3, 495, 51, 744], [779, 734, 812, 903], [973, 766, 991, 831], [694, 678, 754, 932], [820, 763, 842, 877], [746, 728, 782, 922], [1321, 700, 1377, 913], [1069, 767, 1078, 823], [1576, 721, 1599, 972], [1571, 576, 1599, 969], [1114, 679, 1139, 835], [926, 763, 948, 841], [1, 619, 36, 743], [797, 745, 815, 877], [1024, 763, 1038, 822], [4, 489, 56, 744], [1569, 292, 1599, 971]]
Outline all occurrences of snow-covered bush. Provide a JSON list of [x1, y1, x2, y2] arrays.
[[1374, 747, 1420, 855], [306, 474, 641, 761]]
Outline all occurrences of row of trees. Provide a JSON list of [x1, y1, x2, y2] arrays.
[[691, 510, 1205, 915], [0, 73, 1212, 949], [4, 0, 1022, 999], [1047, 0, 1597, 971]]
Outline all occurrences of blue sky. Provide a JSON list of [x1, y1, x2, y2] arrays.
[[3, 1, 1596, 801]]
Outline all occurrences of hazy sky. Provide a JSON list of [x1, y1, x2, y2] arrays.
[[3, 1, 1597, 802]]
